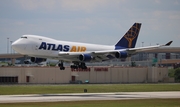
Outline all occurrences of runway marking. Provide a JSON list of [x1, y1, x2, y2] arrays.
[[0, 92, 180, 103]]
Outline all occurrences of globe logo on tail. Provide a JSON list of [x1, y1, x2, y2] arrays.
[[124, 23, 141, 48]]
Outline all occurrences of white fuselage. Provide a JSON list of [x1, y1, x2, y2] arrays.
[[12, 35, 115, 60]]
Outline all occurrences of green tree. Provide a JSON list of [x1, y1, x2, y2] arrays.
[[131, 62, 136, 67], [174, 68, 180, 82], [168, 69, 175, 77]]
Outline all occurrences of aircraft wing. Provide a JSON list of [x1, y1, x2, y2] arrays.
[[58, 41, 173, 62], [58, 51, 112, 62], [93, 41, 173, 56], [128, 41, 173, 53]]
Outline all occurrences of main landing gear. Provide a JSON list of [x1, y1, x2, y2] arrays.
[[58, 61, 65, 70], [58, 61, 87, 70]]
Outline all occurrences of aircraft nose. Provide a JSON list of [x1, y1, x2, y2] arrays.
[[12, 39, 26, 53]]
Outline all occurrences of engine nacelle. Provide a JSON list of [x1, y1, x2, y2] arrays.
[[79, 54, 92, 62], [115, 51, 128, 59], [30, 57, 47, 63]]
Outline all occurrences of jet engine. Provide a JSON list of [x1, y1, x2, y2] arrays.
[[79, 54, 92, 62], [115, 51, 128, 59], [30, 57, 47, 63]]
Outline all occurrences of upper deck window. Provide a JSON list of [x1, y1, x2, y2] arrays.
[[20, 37, 27, 39]]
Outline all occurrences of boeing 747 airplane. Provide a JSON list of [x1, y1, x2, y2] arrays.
[[12, 23, 172, 70]]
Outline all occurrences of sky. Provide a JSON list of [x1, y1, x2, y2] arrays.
[[0, 0, 180, 54]]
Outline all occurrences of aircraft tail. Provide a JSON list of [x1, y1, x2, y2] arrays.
[[115, 23, 141, 49]]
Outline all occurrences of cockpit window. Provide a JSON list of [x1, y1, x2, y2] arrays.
[[21, 37, 27, 39]]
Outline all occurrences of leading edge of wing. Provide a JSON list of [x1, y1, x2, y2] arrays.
[[58, 49, 127, 56], [58, 52, 92, 56]]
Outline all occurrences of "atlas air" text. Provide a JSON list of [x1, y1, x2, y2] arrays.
[[39, 42, 86, 52]]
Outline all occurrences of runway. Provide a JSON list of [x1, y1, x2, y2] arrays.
[[0, 91, 180, 103]]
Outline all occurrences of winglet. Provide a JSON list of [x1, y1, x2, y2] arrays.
[[165, 41, 173, 46]]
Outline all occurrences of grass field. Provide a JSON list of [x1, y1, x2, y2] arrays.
[[0, 99, 180, 107], [0, 83, 180, 95]]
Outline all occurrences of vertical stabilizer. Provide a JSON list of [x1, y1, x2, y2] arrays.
[[115, 23, 141, 49]]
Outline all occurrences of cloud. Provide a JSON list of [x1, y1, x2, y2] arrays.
[[60, 0, 110, 12], [155, 0, 161, 4], [0, 0, 180, 53], [14, 0, 57, 11], [14, 0, 124, 12], [169, 14, 180, 20]]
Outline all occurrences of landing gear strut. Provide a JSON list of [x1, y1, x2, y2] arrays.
[[58, 61, 65, 70]]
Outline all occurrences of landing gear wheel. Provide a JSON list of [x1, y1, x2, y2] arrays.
[[58, 61, 65, 70], [60, 67, 65, 70], [80, 62, 87, 69]]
